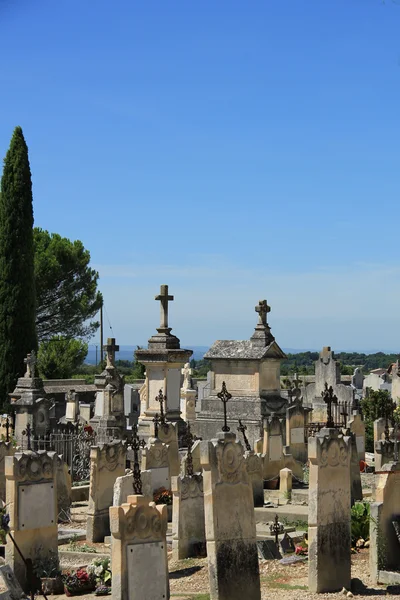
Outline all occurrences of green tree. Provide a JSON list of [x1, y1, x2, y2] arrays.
[[37, 336, 88, 379], [0, 127, 37, 407], [361, 389, 395, 452], [34, 228, 102, 341], [132, 346, 146, 379]]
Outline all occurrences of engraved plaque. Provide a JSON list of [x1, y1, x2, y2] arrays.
[[18, 482, 55, 530], [127, 542, 167, 600], [290, 427, 305, 445], [269, 436, 282, 462], [356, 436, 365, 454]]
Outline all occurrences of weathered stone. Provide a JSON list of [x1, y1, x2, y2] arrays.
[[201, 432, 261, 600], [171, 474, 206, 560], [5, 451, 58, 592], [157, 422, 180, 477], [244, 451, 264, 507], [0, 443, 16, 502], [349, 412, 365, 461], [86, 442, 126, 543], [279, 468, 292, 502], [286, 403, 309, 464], [308, 428, 352, 593], [56, 456, 72, 521], [109, 494, 169, 600], [141, 437, 170, 495], [349, 435, 362, 505], [113, 470, 152, 506]]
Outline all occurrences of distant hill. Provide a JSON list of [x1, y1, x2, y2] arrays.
[[85, 344, 209, 364]]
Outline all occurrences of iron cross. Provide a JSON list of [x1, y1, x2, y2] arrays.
[[322, 382, 338, 429], [237, 419, 251, 451], [217, 381, 232, 432], [155, 284, 174, 329], [156, 389, 166, 424]]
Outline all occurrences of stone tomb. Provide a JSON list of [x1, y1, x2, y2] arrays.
[[308, 429, 352, 593], [201, 432, 261, 600], [285, 402, 309, 464], [370, 460, 400, 584], [87, 441, 126, 542], [5, 451, 58, 592], [157, 422, 180, 478], [375, 439, 395, 472], [259, 415, 304, 483], [171, 474, 206, 560], [109, 494, 169, 600]]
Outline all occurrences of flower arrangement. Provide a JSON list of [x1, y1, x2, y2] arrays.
[[62, 568, 96, 596], [153, 487, 172, 505], [87, 557, 111, 592]]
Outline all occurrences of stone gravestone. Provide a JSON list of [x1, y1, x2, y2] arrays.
[[5, 451, 58, 592], [375, 439, 395, 471], [171, 474, 206, 560], [141, 437, 170, 495], [86, 441, 126, 542], [348, 412, 365, 461], [0, 442, 16, 503], [286, 402, 309, 464], [279, 468, 292, 502], [349, 434, 362, 504], [244, 452, 264, 507], [109, 494, 169, 600], [370, 460, 400, 584], [262, 415, 303, 483], [308, 428, 351, 593], [200, 432, 261, 600], [113, 470, 152, 506], [56, 455, 72, 522], [157, 421, 180, 478]]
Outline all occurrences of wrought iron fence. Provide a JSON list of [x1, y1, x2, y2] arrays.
[[20, 426, 96, 482]]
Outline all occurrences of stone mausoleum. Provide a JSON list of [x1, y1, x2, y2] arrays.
[[194, 299, 287, 448]]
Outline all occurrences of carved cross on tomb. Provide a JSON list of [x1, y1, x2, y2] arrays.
[[24, 351, 37, 378], [237, 419, 251, 452], [255, 299, 270, 327], [155, 284, 174, 329], [217, 381, 232, 432], [104, 338, 119, 368]]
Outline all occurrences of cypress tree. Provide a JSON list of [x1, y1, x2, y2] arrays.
[[0, 126, 37, 408]]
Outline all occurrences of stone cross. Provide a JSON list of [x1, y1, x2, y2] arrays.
[[24, 351, 37, 378], [255, 299, 270, 326], [217, 381, 232, 432], [104, 337, 119, 368], [155, 284, 174, 329]]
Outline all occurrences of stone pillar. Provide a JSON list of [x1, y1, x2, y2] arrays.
[[86, 442, 126, 542], [0, 442, 16, 502], [279, 467, 292, 502], [308, 428, 351, 593], [5, 451, 58, 592], [200, 432, 261, 600], [171, 474, 206, 560], [244, 452, 264, 507], [109, 494, 169, 600], [369, 461, 400, 583], [349, 412, 365, 461], [141, 438, 170, 494], [181, 388, 196, 422], [157, 422, 180, 477], [349, 434, 362, 504]]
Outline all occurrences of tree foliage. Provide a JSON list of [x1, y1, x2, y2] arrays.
[[0, 126, 37, 406], [34, 228, 102, 341], [37, 336, 88, 379], [361, 389, 395, 453], [281, 351, 399, 376]]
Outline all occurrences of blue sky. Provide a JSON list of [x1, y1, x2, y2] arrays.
[[1, 0, 400, 351]]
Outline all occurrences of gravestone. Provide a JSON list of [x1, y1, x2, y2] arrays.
[[171, 474, 206, 560], [370, 460, 400, 584], [0, 564, 26, 600], [279, 467, 292, 502], [244, 452, 264, 507], [10, 353, 51, 446], [157, 422, 180, 477], [0, 443, 16, 502], [5, 451, 58, 592], [349, 412, 365, 461], [86, 441, 126, 542], [351, 368, 364, 390], [349, 434, 362, 505], [286, 402, 309, 464], [262, 415, 303, 482], [375, 439, 395, 471], [109, 494, 169, 600], [56, 455, 72, 522], [200, 432, 261, 600], [90, 338, 126, 442], [141, 437, 170, 494], [308, 428, 352, 593], [113, 470, 152, 506], [256, 540, 281, 560]]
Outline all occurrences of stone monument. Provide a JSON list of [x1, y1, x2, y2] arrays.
[[136, 285, 192, 438]]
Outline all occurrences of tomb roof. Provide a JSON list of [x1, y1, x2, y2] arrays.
[[205, 339, 286, 360]]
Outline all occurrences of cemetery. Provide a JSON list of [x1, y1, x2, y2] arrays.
[[0, 284, 397, 600]]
